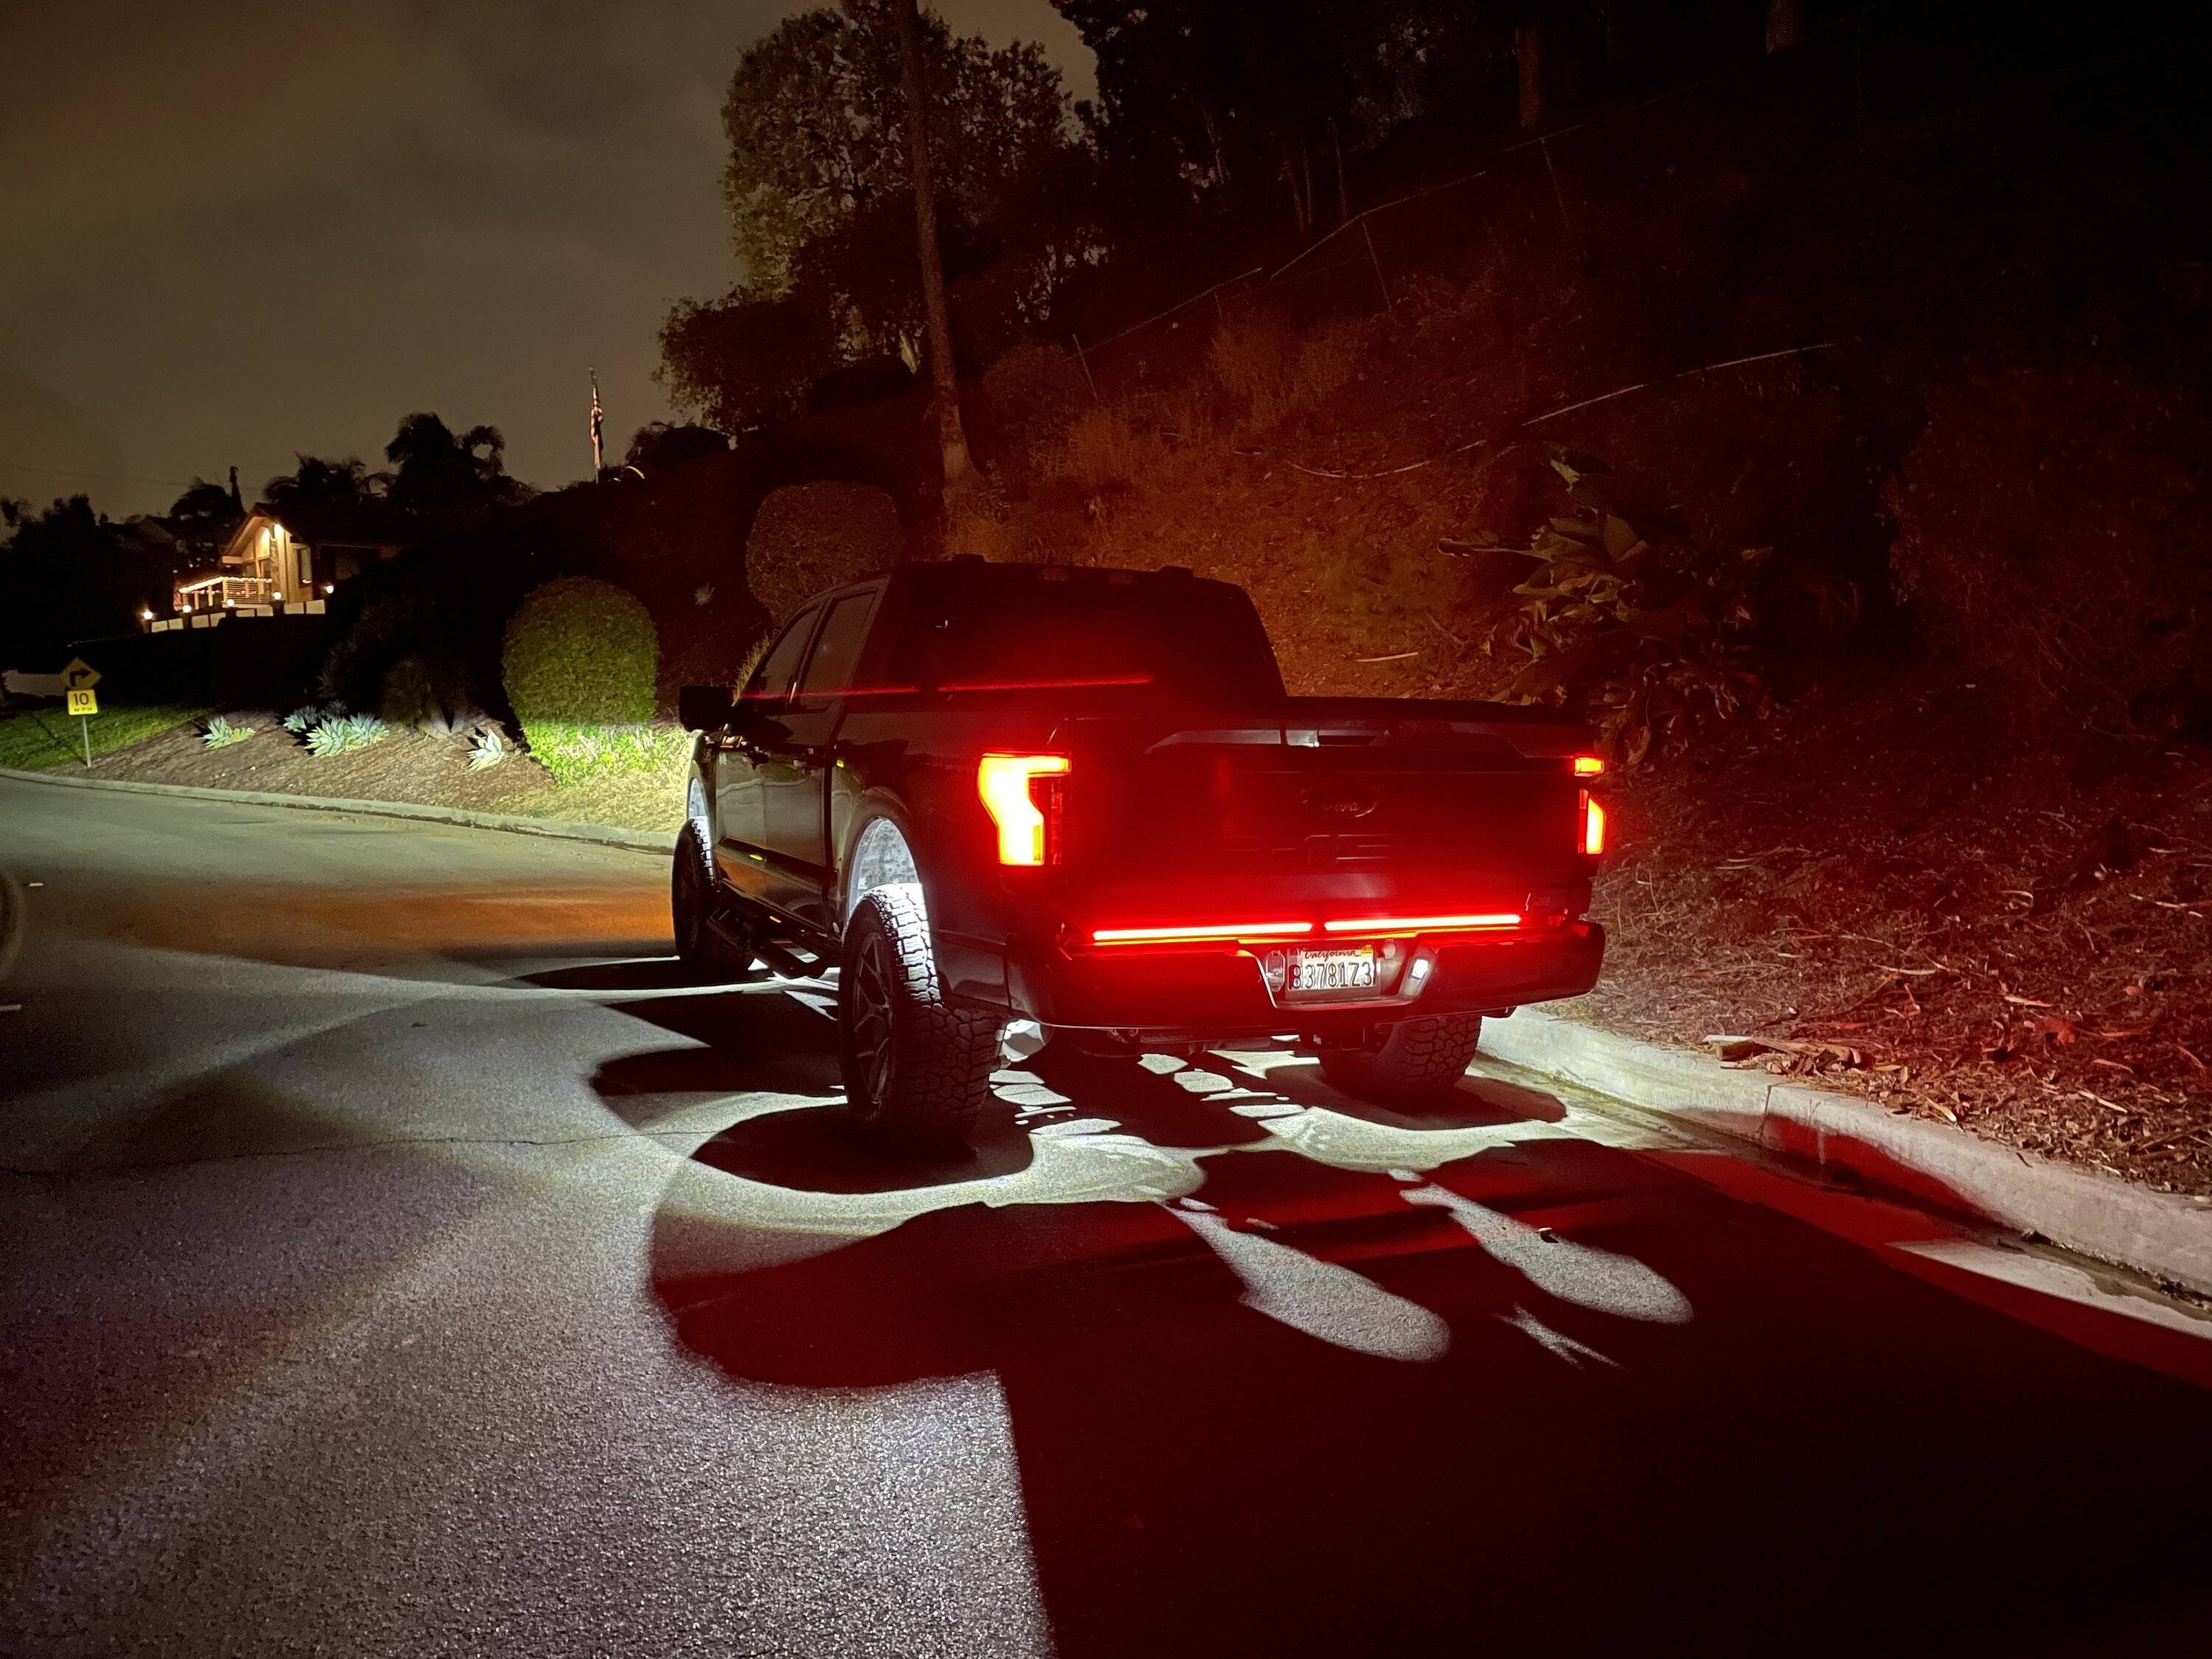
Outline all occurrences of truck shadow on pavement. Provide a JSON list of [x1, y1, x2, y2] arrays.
[[579, 968, 2212, 1659]]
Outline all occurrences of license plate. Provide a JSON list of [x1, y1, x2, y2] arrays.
[[1285, 945, 1377, 999]]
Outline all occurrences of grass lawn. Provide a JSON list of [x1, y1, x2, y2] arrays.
[[0, 704, 208, 771]]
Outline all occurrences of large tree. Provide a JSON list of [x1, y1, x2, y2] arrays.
[[719, 0, 1074, 299], [666, 2, 1088, 433], [658, 288, 844, 435], [262, 455, 385, 521], [1054, 1, 1483, 206], [0, 495, 146, 664]]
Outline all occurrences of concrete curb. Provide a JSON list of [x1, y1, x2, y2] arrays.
[[1481, 1006, 2212, 1298], [0, 765, 672, 856], [0, 866, 22, 981]]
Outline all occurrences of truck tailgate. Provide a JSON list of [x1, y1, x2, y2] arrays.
[[1062, 698, 1593, 910]]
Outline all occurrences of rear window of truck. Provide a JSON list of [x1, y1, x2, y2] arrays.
[[888, 571, 1284, 703]]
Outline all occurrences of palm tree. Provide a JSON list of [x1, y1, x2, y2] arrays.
[[384, 413, 526, 521]]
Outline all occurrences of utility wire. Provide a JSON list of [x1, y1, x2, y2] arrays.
[[0, 459, 199, 493]]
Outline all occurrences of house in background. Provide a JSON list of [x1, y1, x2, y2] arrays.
[[159, 505, 411, 629]]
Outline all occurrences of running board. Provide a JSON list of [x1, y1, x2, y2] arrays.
[[751, 934, 832, 981], [703, 908, 832, 981]]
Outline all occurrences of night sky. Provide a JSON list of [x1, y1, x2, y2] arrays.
[[0, 1, 1092, 521]]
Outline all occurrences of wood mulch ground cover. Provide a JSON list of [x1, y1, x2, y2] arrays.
[[1575, 665, 2212, 1197], [74, 711, 688, 835]]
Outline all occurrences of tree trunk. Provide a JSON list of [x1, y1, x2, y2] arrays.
[[1765, 0, 1804, 53], [891, 0, 970, 495], [1516, 21, 1546, 131]]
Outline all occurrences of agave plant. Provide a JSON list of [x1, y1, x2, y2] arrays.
[[304, 712, 390, 757], [466, 726, 509, 771], [280, 705, 328, 734], [201, 715, 254, 749]]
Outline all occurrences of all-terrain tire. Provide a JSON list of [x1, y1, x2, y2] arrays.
[[1319, 1013, 1485, 1106], [671, 820, 750, 978], [838, 883, 1002, 1141]]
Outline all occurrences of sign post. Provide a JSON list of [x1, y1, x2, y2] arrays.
[[66, 686, 98, 765]]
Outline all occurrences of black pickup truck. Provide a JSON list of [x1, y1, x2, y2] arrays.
[[675, 560, 1607, 1139]]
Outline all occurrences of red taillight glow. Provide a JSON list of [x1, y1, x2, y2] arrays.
[[1321, 913, 1521, 935], [1089, 920, 1310, 946], [1579, 790, 1607, 856], [978, 753, 1071, 866], [1572, 754, 1606, 777]]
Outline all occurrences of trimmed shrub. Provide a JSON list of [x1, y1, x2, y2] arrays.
[[378, 650, 476, 734], [743, 483, 901, 619], [318, 594, 423, 711], [501, 577, 658, 727]]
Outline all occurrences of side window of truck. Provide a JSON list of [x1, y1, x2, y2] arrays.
[[746, 608, 818, 709], [791, 592, 877, 709]]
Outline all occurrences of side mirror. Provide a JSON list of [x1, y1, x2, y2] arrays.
[[678, 685, 734, 732]]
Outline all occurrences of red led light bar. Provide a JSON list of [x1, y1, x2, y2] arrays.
[[1088, 919, 1312, 946], [1321, 913, 1522, 936]]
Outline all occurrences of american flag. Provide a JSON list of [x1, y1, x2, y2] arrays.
[[588, 372, 604, 471]]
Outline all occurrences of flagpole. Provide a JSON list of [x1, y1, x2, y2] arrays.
[[588, 369, 605, 474]]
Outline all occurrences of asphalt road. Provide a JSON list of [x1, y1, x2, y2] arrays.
[[5, 773, 2212, 1659]]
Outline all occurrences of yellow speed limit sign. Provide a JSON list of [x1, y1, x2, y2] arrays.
[[66, 688, 98, 716]]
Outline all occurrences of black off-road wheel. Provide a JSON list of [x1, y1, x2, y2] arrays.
[[671, 821, 750, 978], [1319, 1013, 1485, 1106], [838, 883, 1002, 1142]]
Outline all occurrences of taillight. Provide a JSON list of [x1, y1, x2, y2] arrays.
[[1572, 754, 1605, 777], [978, 753, 1071, 866], [1579, 789, 1607, 857]]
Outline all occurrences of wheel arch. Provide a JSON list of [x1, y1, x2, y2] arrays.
[[839, 795, 929, 929]]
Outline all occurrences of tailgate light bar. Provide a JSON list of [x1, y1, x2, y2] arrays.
[[1322, 913, 1521, 935], [1089, 920, 1311, 945], [978, 753, 1071, 866], [1087, 914, 1526, 947]]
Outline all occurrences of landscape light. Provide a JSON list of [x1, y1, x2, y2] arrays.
[[140, 608, 154, 621], [323, 582, 335, 594]]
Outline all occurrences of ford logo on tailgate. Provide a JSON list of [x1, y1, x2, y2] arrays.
[[1303, 788, 1377, 821]]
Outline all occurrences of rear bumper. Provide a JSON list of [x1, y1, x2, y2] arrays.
[[951, 922, 1604, 1038]]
